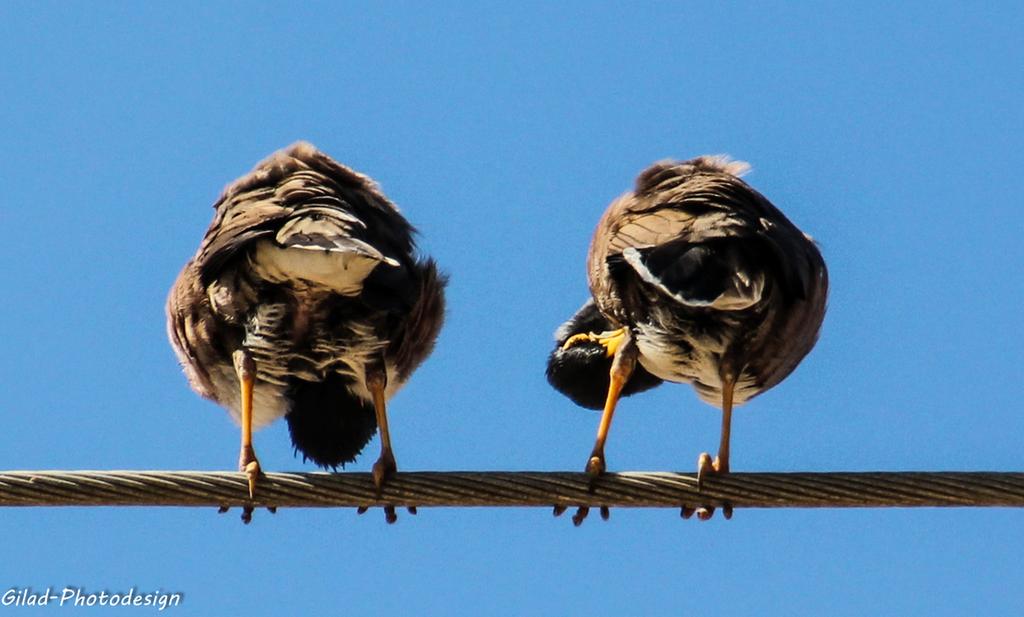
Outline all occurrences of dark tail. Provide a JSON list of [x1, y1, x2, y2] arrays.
[[285, 374, 378, 469]]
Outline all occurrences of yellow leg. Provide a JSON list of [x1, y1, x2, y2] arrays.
[[366, 366, 407, 524], [368, 368, 396, 494], [550, 327, 638, 525], [717, 381, 734, 475], [693, 376, 736, 521], [233, 350, 261, 502], [565, 330, 636, 526], [584, 329, 636, 478]]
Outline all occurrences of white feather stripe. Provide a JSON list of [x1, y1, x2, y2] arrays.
[[622, 247, 763, 311], [250, 240, 395, 296]]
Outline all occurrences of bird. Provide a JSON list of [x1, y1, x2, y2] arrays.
[[167, 142, 446, 523], [547, 156, 827, 522]]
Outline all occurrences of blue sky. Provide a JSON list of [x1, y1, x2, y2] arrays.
[[2, 2, 1023, 615]]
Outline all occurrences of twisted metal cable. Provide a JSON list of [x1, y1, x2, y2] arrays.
[[2, 471, 1024, 510]]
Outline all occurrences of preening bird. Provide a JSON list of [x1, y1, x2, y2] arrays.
[[547, 157, 827, 521], [167, 142, 446, 522]]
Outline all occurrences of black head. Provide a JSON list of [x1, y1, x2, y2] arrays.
[[546, 300, 663, 410], [285, 373, 378, 469]]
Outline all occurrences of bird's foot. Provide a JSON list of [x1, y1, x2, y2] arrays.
[[585, 454, 606, 487], [553, 504, 610, 526], [687, 452, 733, 521], [572, 507, 590, 526], [550, 453, 611, 524], [680, 504, 732, 521], [232, 445, 267, 524], [240, 505, 256, 524], [356, 450, 412, 524], [217, 504, 276, 525], [696, 451, 728, 489], [239, 445, 262, 499], [561, 328, 627, 358], [356, 505, 417, 524], [372, 449, 397, 496]]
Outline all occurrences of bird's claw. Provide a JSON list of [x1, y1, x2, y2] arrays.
[[555, 453, 613, 525], [243, 461, 260, 499], [361, 450, 406, 523], [372, 451, 397, 497], [225, 448, 266, 524], [216, 504, 269, 524], [680, 503, 733, 521], [572, 507, 589, 526], [585, 455, 606, 478], [217, 503, 275, 524], [696, 451, 715, 491], [356, 469, 415, 524], [557, 504, 610, 525], [238, 446, 262, 499], [688, 452, 732, 521], [585, 454, 606, 493], [696, 451, 729, 489], [356, 504, 417, 523], [680, 505, 715, 520]]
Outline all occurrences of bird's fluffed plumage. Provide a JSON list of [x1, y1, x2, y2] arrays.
[[547, 156, 827, 523], [167, 142, 446, 468], [582, 156, 828, 406]]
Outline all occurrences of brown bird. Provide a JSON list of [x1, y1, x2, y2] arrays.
[[167, 142, 446, 523], [547, 156, 827, 522]]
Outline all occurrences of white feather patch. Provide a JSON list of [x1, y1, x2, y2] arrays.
[[251, 239, 397, 296], [622, 247, 764, 311]]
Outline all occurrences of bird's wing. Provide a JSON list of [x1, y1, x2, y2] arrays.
[[192, 143, 410, 295], [604, 167, 816, 311], [605, 192, 763, 310]]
